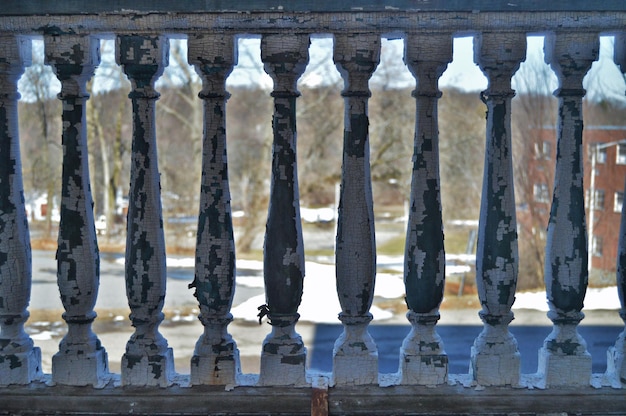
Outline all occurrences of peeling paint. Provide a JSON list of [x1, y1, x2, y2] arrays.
[[0, 35, 41, 386], [187, 34, 241, 386], [332, 34, 380, 386], [117, 35, 173, 387], [469, 32, 525, 387], [45, 35, 108, 387], [538, 33, 598, 387], [257, 34, 309, 387]]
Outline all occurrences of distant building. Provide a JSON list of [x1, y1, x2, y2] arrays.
[[520, 125, 626, 280]]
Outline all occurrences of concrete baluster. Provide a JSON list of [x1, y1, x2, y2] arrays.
[[187, 34, 240, 386], [258, 34, 309, 386], [538, 32, 599, 387], [332, 33, 380, 386], [116, 35, 174, 387], [45, 34, 109, 386], [607, 33, 626, 385], [0, 35, 41, 386], [470, 33, 526, 387], [398, 33, 452, 386]]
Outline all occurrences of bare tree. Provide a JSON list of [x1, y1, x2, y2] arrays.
[[19, 50, 61, 238], [512, 51, 559, 290]]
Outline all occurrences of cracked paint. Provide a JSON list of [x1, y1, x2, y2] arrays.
[[45, 35, 108, 387], [538, 32, 598, 387], [469, 32, 525, 387], [0, 35, 41, 386], [332, 34, 380, 386], [397, 34, 452, 386], [187, 34, 240, 386], [117, 35, 174, 387], [257, 34, 309, 387]]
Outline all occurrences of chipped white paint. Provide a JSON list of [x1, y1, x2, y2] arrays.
[[332, 317, 378, 386], [398, 33, 451, 386], [187, 34, 240, 386], [470, 318, 521, 387], [399, 312, 447, 385], [470, 32, 525, 386], [258, 34, 309, 386], [332, 34, 380, 386], [44, 34, 109, 387], [0, 35, 41, 386], [539, 33, 598, 387], [117, 35, 174, 387], [538, 324, 592, 387]]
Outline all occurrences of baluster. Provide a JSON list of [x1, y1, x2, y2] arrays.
[[398, 33, 451, 386], [44, 34, 108, 386], [538, 33, 598, 387], [0, 35, 41, 385], [258, 34, 309, 386], [187, 34, 240, 386], [116, 35, 174, 387], [470, 33, 526, 386], [332, 34, 380, 386], [607, 33, 626, 385]]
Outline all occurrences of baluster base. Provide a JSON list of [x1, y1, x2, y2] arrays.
[[398, 312, 447, 385], [399, 353, 447, 386], [538, 323, 591, 387], [190, 340, 240, 386], [470, 318, 521, 386], [121, 348, 175, 387], [0, 347, 42, 386], [258, 319, 307, 386], [332, 318, 378, 386], [52, 347, 108, 386], [538, 347, 591, 387], [470, 347, 520, 386], [606, 329, 626, 385]]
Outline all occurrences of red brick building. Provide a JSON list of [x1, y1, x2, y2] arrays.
[[521, 125, 626, 279]]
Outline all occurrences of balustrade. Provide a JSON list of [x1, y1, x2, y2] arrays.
[[0, 2, 625, 414]]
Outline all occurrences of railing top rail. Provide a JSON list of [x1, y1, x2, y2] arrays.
[[4, 0, 626, 15], [0, 5, 624, 35]]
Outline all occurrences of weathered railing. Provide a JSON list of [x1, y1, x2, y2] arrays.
[[1, 1, 626, 415]]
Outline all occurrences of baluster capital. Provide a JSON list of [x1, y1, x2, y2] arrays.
[[0, 36, 31, 97], [116, 35, 168, 98], [475, 33, 526, 97], [188, 33, 236, 98], [44, 35, 100, 99], [333, 34, 380, 96], [544, 32, 599, 96], [404, 33, 452, 96], [261, 34, 310, 96]]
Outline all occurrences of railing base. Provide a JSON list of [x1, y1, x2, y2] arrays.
[[1, 382, 626, 415]]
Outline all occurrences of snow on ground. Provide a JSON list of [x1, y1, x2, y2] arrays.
[[513, 287, 621, 312], [115, 254, 621, 323], [231, 261, 402, 324]]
